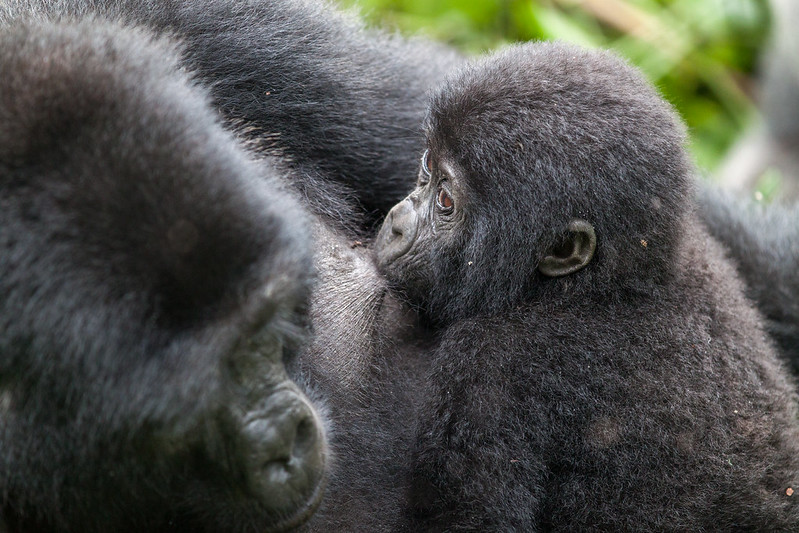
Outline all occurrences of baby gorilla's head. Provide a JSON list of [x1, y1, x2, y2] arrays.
[[376, 42, 692, 326]]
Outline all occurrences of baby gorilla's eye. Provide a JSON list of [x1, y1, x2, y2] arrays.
[[436, 187, 454, 212], [421, 149, 433, 177]]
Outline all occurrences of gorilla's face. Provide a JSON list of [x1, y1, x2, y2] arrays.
[[375, 144, 596, 327], [214, 293, 328, 530], [376, 148, 467, 312]]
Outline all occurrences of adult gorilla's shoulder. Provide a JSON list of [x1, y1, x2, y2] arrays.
[[0, 17, 326, 533], [697, 186, 799, 372], [1, 0, 462, 233]]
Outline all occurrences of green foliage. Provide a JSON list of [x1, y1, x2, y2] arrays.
[[336, 0, 771, 171], [753, 166, 783, 203]]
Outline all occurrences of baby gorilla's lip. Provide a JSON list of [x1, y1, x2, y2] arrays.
[[375, 199, 418, 268]]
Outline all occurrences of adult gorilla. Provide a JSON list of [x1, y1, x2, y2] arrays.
[[697, 187, 799, 373], [0, 1, 450, 531], [0, 18, 326, 533]]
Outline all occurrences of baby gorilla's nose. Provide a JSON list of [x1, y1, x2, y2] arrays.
[[375, 198, 418, 268]]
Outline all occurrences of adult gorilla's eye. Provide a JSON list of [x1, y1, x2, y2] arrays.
[[436, 187, 454, 212], [421, 149, 433, 177]]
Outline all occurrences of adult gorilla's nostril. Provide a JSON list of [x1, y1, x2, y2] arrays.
[[241, 388, 326, 521]]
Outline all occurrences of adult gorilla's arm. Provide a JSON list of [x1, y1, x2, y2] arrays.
[[697, 185, 799, 372], [1, 0, 461, 231]]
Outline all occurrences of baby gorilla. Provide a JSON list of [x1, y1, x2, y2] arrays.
[[376, 42, 799, 530]]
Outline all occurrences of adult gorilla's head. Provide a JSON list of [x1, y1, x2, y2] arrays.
[[376, 42, 692, 326], [0, 19, 325, 532]]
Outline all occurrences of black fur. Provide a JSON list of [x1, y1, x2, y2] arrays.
[[697, 186, 799, 374], [8, 2, 796, 531], [0, 18, 328, 533], [374, 42, 799, 530], [287, 218, 431, 533], [2, 0, 461, 232], [0, 2, 447, 531]]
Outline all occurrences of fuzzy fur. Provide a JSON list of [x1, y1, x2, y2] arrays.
[[697, 185, 799, 375], [290, 219, 431, 533], [4, 1, 796, 532], [393, 43, 799, 530], [0, 17, 325, 533], [1, 0, 461, 233]]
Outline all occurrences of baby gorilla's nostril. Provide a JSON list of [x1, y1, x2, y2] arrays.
[[389, 212, 405, 238]]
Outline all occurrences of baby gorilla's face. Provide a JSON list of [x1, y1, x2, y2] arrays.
[[375, 139, 595, 327], [376, 42, 621, 326], [375, 148, 467, 311]]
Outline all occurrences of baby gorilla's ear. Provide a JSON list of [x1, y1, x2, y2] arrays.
[[538, 219, 596, 277]]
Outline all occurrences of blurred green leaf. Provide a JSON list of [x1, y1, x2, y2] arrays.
[[754, 167, 783, 203], [337, 0, 771, 171]]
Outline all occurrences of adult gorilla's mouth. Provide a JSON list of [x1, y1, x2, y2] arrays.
[[266, 464, 327, 532], [219, 294, 328, 531]]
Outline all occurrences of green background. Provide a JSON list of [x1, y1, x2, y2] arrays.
[[337, 0, 771, 176]]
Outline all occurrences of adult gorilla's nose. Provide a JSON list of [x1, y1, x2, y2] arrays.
[[239, 386, 327, 525], [376, 198, 418, 268]]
